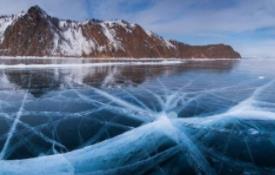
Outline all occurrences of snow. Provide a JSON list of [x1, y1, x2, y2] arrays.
[[0, 12, 25, 43], [102, 20, 135, 30], [114, 20, 136, 33], [0, 16, 15, 43], [100, 22, 123, 51], [0, 60, 184, 70], [0, 9, 175, 57], [52, 21, 96, 56], [52, 19, 137, 56], [163, 39, 175, 48], [145, 30, 175, 48], [145, 30, 154, 37], [0, 56, 240, 61]]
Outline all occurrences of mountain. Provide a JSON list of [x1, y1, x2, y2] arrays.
[[0, 6, 241, 58]]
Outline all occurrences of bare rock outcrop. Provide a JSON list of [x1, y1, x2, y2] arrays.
[[0, 6, 241, 58]]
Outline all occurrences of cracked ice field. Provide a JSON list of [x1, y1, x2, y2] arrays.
[[0, 58, 274, 175]]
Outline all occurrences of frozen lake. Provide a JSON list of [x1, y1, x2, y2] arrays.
[[0, 58, 274, 175]]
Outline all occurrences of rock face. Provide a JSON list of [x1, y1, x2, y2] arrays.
[[0, 6, 241, 58]]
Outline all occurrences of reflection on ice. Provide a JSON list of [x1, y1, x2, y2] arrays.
[[0, 58, 275, 174]]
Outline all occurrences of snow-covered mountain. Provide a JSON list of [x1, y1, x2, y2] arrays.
[[0, 6, 241, 58]]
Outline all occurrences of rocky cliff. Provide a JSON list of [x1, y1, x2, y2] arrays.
[[0, 6, 241, 58]]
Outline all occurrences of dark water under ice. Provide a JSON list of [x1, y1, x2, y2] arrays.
[[0, 58, 275, 175]]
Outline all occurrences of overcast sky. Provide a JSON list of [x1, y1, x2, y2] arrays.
[[0, 0, 275, 57]]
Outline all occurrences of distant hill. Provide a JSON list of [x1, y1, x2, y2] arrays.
[[0, 5, 241, 58]]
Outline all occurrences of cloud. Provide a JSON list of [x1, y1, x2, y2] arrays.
[[0, 0, 88, 20], [1, 0, 275, 34], [237, 40, 275, 57], [86, 0, 275, 34], [86, 0, 275, 57]]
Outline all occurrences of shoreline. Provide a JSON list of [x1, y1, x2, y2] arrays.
[[0, 56, 241, 61], [0, 57, 241, 70], [0, 60, 185, 70]]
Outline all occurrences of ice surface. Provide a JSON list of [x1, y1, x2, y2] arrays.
[[0, 58, 274, 175]]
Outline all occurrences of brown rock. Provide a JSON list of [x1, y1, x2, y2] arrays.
[[0, 5, 241, 58]]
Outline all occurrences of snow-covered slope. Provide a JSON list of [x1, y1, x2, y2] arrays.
[[0, 5, 241, 58], [53, 21, 96, 56], [0, 16, 16, 43]]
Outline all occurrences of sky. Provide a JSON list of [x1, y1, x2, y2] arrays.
[[0, 0, 275, 57]]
